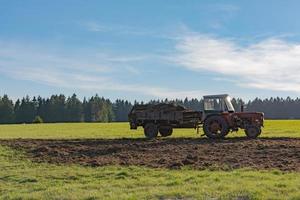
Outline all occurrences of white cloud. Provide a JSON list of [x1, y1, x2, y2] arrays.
[[82, 21, 155, 36], [174, 33, 300, 93], [211, 4, 239, 12], [0, 41, 203, 99]]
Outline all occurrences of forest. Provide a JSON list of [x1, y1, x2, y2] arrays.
[[0, 94, 300, 124]]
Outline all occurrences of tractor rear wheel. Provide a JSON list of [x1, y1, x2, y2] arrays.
[[203, 116, 229, 139], [245, 125, 261, 139], [144, 123, 158, 139], [159, 126, 173, 137]]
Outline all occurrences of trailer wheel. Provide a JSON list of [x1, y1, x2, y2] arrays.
[[159, 127, 173, 137], [144, 123, 158, 139], [245, 126, 261, 139], [203, 116, 229, 139]]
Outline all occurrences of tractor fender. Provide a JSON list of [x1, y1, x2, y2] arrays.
[[204, 113, 224, 122]]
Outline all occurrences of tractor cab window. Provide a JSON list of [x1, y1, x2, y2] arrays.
[[204, 98, 226, 111], [204, 96, 235, 112]]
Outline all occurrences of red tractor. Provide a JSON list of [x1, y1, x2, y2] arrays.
[[128, 94, 264, 139], [201, 94, 264, 139]]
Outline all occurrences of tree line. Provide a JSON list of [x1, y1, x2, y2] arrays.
[[0, 94, 300, 124], [0, 94, 129, 124]]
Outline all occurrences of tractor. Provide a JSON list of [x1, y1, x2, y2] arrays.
[[201, 94, 263, 139], [128, 94, 264, 139]]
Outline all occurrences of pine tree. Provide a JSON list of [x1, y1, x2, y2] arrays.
[[65, 94, 83, 122], [0, 95, 14, 124], [15, 96, 36, 123]]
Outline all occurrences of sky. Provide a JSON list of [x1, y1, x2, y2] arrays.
[[1, 0, 300, 101]]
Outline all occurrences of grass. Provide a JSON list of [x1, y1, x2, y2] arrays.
[[1, 146, 299, 200], [0, 120, 300, 199], [0, 120, 300, 139]]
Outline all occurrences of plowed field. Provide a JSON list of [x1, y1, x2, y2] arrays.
[[1, 137, 299, 171]]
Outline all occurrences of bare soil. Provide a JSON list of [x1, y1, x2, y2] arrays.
[[1, 137, 299, 171]]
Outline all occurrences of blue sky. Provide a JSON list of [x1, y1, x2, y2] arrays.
[[1, 0, 300, 101]]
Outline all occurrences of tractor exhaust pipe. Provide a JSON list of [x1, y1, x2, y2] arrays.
[[241, 104, 244, 112]]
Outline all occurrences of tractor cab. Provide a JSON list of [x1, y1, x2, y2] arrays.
[[203, 94, 235, 115]]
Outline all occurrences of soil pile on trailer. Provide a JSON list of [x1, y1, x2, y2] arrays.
[[1, 138, 299, 171]]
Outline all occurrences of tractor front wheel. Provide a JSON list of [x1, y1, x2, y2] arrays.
[[203, 116, 229, 139]]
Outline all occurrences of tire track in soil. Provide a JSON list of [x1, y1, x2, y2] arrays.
[[1, 137, 299, 171]]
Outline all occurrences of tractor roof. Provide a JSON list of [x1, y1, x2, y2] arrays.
[[203, 94, 229, 99]]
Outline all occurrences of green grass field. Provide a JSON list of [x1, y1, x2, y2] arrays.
[[0, 120, 300, 199], [0, 120, 300, 139]]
